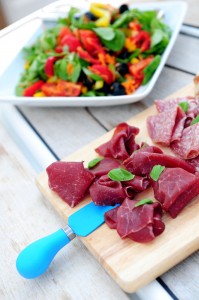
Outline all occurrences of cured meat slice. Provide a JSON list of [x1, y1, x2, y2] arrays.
[[147, 106, 184, 146], [116, 198, 165, 243], [46, 161, 94, 207], [171, 123, 199, 159], [123, 150, 195, 176], [95, 123, 140, 160], [152, 168, 199, 218], [89, 158, 121, 177], [104, 206, 119, 229], [171, 108, 186, 142], [188, 156, 199, 174], [122, 176, 150, 198], [89, 175, 125, 206], [155, 97, 198, 113]]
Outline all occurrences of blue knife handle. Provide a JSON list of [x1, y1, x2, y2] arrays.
[[16, 227, 76, 279]]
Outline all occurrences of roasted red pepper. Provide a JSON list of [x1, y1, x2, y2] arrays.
[[44, 57, 57, 77], [132, 31, 151, 52], [60, 34, 82, 52], [89, 65, 115, 85], [129, 21, 142, 32], [23, 80, 44, 96], [79, 30, 105, 56], [57, 27, 72, 44], [77, 47, 99, 64], [41, 80, 82, 97], [129, 57, 154, 81]]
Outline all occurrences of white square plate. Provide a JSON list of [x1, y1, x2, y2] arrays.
[[0, 1, 187, 107]]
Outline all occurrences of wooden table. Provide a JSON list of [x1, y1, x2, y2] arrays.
[[0, 1, 199, 300]]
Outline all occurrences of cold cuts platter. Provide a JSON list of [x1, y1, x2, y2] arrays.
[[36, 82, 199, 293]]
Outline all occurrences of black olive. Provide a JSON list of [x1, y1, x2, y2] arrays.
[[110, 82, 126, 96], [84, 12, 97, 21], [116, 63, 129, 76], [119, 4, 129, 14], [118, 51, 130, 60], [78, 70, 87, 82], [98, 82, 110, 94], [83, 77, 93, 89]]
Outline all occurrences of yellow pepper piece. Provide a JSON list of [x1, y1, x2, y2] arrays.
[[82, 86, 88, 94], [94, 80, 104, 90], [24, 61, 30, 70], [131, 58, 139, 64], [90, 3, 111, 27], [33, 92, 45, 97], [47, 77, 57, 83], [125, 38, 137, 52]]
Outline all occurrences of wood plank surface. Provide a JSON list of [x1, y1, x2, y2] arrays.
[[0, 121, 135, 300], [36, 82, 199, 293]]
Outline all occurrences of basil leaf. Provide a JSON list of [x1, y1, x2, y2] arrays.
[[150, 165, 165, 181], [54, 59, 69, 80], [142, 55, 161, 85], [68, 7, 80, 22], [179, 101, 189, 113], [190, 115, 199, 126], [71, 62, 81, 83], [101, 29, 125, 51], [151, 29, 164, 48], [88, 157, 103, 169], [135, 199, 153, 207], [94, 28, 115, 41], [83, 68, 103, 81], [108, 168, 134, 182]]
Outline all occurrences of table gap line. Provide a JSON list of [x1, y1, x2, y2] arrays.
[[85, 107, 109, 132], [165, 64, 196, 76], [157, 278, 179, 300]]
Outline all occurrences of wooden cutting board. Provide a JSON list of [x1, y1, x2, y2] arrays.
[[36, 82, 199, 293]]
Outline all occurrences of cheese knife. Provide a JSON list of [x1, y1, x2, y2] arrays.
[[16, 202, 118, 279]]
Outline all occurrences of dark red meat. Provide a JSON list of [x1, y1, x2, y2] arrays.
[[152, 168, 199, 218], [89, 175, 125, 206], [147, 106, 184, 146], [188, 156, 199, 174], [46, 161, 94, 207], [116, 198, 165, 243], [123, 149, 195, 176], [171, 123, 199, 159], [95, 123, 140, 160], [122, 176, 150, 198], [170, 108, 186, 142], [89, 158, 121, 177], [104, 206, 119, 229]]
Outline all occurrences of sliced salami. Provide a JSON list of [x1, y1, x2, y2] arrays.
[[171, 123, 199, 159]]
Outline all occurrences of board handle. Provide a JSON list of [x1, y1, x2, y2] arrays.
[[16, 227, 76, 279]]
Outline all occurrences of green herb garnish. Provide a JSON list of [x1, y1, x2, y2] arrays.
[[88, 157, 103, 169], [135, 199, 153, 207], [101, 29, 125, 51], [190, 115, 199, 126], [83, 68, 103, 81], [142, 55, 161, 85], [108, 168, 134, 182], [150, 165, 165, 181], [179, 102, 189, 113], [94, 28, 115, 41]]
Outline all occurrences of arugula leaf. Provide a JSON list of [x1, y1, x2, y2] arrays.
[[71, 62, 81, 83], [94, 28, 115, 41], [116, 49, 140, 63], [112, 10, 137, 28], [101, 29, 125, 51], [83, 91, 96, 97], [142, 55, 161, 85], [83, 68, 102, 81], [54, 59, 69, 80]]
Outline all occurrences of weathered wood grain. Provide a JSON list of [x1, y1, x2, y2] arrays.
[[36, 83, 199, 294], [0, 121, 134, 300]]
